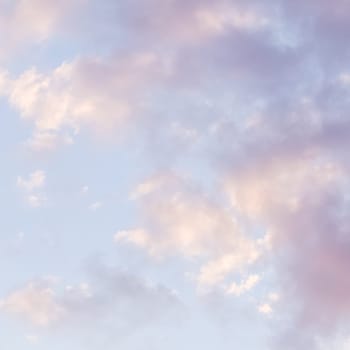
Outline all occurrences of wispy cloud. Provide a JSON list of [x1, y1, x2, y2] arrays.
[[2, 0, 350, 349]]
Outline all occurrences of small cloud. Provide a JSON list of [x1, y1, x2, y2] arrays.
[[27, 194, 47, 208], [339, 73, 350, 85], [17, 232, 25, 241], [89, 202, 102, 211], [114, 229, 149, 246], [0, 268, 183, 333], [258, 303, 273, 315], [257, 292, 280, 316], [25, 334, 39, 344], [81, 186, 89, 194], [268, 292, 280, 302], [129, 179, 161, 200], [226, 274, 261, 296], [0, 281, 66, 327], [17, 171, 47, 208], [17, 170, 46, 191], [25, 131, 74, 152]]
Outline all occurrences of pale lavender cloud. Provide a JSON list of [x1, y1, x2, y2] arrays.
[[0, 0, 83, 59], [0, 263, 184, 348], [0, 51, 173, 149], [117, 173, 266, 292], [2, 1, 350, 349], [216, 90, 350, 348]]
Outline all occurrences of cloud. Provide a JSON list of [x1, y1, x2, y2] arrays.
[[25, 130, 74, 152], [17, 170, 47, 207], [116, 173, 266, 289], [0, 264, 184, 343], [257, 293, 280, 316], [226, 274, 260, 296], [114, 0, 305, 99], [3, 0, 350, 348], [0, 51, 172, 149], [25, 334, 39, 344], [89, 201, 102, 211], [26, 194, 47, 208], [0, 0, 305, 153], [117, 0, 273, 45], [258, 303, 272, 315], [215, 84, 350, 347], [0, 0, 305, 156], [17, 170, 45, 191], [0, 0, 82, 58], [81, 185, 89, 194], [0, 278, 66, 327]]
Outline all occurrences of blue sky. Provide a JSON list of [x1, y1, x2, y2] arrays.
[[1, 1, 350, 349]]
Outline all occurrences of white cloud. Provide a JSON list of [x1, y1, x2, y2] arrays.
[[89, 201, 102, 211], [197, 248, 260, 287], [81, 186, 89, 194], [25, 334, 39, 344], [114, 229, 150, 246], [217, 99, 350, 345], [258, 303, 273, 315], [17, 170, 47, 207], [0, 281, 66, 327], [25, 130, 73, 152], [256, 291, 280, 318], [225, 158, 345, 221], [0, 51, 170, 150], [17, 170, 45, 191], [119, 0, 273, 46], [27, 194, 47, 208], [268, 292, 280, 302], [226, 274, 261, 296], [195, 5, 269, 36], [0, 266, 183, 336], [0, 0, 80, 58], [118, 174, 265, 288]]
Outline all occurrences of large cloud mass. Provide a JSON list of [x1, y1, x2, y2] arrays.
[[2, 1, 350, 349]]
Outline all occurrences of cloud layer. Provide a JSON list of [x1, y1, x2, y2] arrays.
[[2, 1, 350, 349]]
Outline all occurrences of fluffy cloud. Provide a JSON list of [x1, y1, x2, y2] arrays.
[[0, 279, 67, 327], [226, 274, 260, 296], [0, 0, 81, 58], [0, 265, 183, 338], [114, 0, 305, 98], [117, 0, 273, 45], [258, 303, 272, 315], [215, 88, 350, 348], [116, 174, 266, 289], [0, 0, 304, 153], [0, 51, 172, 150], [17, 170, 47, 207], [3, 0, 350, 349], [17, 170, 45, 191]]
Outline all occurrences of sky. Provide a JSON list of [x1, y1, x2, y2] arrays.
[[1, 0, 350, 349]]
